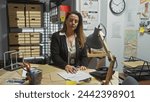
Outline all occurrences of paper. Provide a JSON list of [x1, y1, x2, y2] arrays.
[[5, 78, 25, 85], [57, 71, 92, 82], [22, 68, 27, 78]]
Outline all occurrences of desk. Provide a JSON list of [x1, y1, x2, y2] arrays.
[[0, 64, 118, 85]]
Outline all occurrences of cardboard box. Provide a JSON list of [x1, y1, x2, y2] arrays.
[[9, 33, 40, 45], [9, 15, 25, 27], [9, 46, 41, 58], [8, 3, 25, 14], [26, 4, 42, 11]]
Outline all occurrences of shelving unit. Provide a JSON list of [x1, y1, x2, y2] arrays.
[[5, 0, 73, 64], [7, 1, 44, 59]]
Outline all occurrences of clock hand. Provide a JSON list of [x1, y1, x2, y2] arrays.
[[112, 1, 118, 6], [117, 1, 123, 6]]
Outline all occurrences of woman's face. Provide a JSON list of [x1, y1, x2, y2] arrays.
[[66, 14, 79, 31]]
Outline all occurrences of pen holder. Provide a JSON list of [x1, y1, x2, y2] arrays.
[[29, 67, 42, 85]]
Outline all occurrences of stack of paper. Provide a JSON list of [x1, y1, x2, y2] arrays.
[[57, 71, 92, 82]]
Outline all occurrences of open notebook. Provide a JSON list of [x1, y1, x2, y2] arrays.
[[57, 71, 92, 82]]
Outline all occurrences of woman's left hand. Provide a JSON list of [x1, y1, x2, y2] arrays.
[[78, 66, 87, 70]]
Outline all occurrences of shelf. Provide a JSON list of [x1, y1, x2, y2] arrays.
[[7, 2, 44, 58]]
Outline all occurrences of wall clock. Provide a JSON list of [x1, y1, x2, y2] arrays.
[[109, 0, 126, 15]]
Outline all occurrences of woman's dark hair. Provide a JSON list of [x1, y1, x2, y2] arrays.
[[60, 11, 86, 48]]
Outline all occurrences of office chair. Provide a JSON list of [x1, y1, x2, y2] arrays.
[[122, 76, 139, 85]]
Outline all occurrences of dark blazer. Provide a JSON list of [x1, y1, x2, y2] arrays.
[[50, 31, 88, 69]]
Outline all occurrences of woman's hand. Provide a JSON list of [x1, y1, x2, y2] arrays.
[[77, 66, 87, 70], [65, 65, 77, 73]]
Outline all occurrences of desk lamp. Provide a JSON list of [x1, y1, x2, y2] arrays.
[[87, 25, 116, 85], [86, 23, 106, 50], [86, 27, 103, 49]]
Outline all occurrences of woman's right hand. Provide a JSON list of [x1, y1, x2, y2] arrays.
[[65, 65, 77, 74]]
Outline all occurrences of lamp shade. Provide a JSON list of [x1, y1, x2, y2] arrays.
[[86, 27, 103, 49]]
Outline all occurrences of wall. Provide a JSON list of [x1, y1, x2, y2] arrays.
[[137, 34, 150, 61], [106, 0, 150, 72], [100, 0, 107, 29], [106, 0, 126, 72], [124, 0, 139, 60], [136, 0, 150, 61], [0, 0, 8, 60], [75, 0, 125, 72], [76, 0, 101, 36]]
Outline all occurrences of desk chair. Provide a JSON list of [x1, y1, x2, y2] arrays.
[[122, 76, 139, 85]]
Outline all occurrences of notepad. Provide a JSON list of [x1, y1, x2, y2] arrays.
[[57, 71, 92, 82]]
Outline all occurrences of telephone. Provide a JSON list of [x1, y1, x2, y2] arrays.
[[89, 66, 115, 80]]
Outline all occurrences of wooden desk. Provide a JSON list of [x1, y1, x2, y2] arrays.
[[0, 64, 118, 85]]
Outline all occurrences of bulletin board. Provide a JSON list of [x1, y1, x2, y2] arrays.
[[79, 0, 100, 33], [138, 0, 150, 34]]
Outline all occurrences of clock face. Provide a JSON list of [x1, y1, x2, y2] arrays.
[[109, 0, 126, 15]]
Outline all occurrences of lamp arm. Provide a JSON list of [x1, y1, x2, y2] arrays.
[[98, 31, 114, 61], [98, 31, 116, 85], [103, 56, 116, 85]]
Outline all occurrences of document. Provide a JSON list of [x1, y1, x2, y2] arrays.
[[57, 71, 92, 82]]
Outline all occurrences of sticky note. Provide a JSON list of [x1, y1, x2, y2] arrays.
[[139, 27, 145, 33], [65, 80, 77, 85]]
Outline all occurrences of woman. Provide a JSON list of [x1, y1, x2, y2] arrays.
[[50, 11, 88, 73]]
